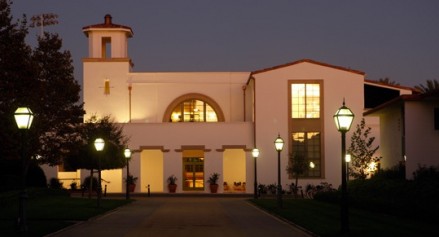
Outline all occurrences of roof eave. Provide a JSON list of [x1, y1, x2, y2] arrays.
[[251, 58, 365, 76]]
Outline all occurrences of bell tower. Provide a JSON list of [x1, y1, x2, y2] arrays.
[[82, 15, 134, 122], [83, 14, 133, 59]]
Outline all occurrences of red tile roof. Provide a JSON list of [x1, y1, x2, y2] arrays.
[[83, 14, 133, 36]]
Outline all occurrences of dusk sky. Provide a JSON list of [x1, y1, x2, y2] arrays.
[[11, 0, 439, 88]]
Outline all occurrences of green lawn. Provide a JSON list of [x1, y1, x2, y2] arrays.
[[0, 191, 131, 237], [251, 198, 436, 237]]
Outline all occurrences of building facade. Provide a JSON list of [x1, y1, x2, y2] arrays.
[[43, 15, 427, 194]]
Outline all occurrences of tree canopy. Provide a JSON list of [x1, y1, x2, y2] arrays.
[[347, 118, 381, 179], [286, 152, 309, 191], [63, 116, 129, 171], [377, 77, 399, 86], [0, 0, 84, 167], [415, 79, 439, 94]]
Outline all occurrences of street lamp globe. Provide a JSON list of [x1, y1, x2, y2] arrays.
[[124, 148, 132, 159], [252, 148, 260, 158], [345, 154, 352, 163], [274, 134, 284, 151], [14, 107, 34, 129], [94, 138, 105, 151], [333, 102, 354, 132]]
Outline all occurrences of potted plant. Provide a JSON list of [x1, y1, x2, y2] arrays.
[[70, 181, 78, 191], [124, 175, 138, 192], [167, 175, 177, 193], [207, 172, 220, 193]]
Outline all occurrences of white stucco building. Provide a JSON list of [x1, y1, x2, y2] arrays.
[[44, 15, 439, 194]]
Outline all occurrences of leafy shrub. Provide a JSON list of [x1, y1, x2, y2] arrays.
[[346, 165, 439, 222], [311, 165, 439, 222], [49, 178, 63, 189], [82, 176, 98, 191], [27, 163, 47, 188]]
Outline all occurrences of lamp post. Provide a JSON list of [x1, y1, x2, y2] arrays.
[[274, 134, 284, 208], [124, 148, 132, 200], [252, 148, 260, 199], [333, 101, 354, 234], [14, 107, 34, 233], [94, 138, 105, 208]]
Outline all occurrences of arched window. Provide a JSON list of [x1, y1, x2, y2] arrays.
[[163, 93, 225, 122]]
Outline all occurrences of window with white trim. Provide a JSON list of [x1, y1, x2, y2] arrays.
[[291, 83, 320, 118]]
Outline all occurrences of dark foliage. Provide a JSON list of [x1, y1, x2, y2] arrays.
[[415, 79, 439, 94], [315, 166, 439, 222], [82, 176, 98, 191], [286, 153, 308, 189], [0, 0, 84, 181], [347, 118, 381, 179], [63, 115, 129, 171], [32, 32, 84, 165], [0, 0, 35, 162], [49, 178, 63, 189], [0, 159, 46, 192], [26, 162, 47, 188]]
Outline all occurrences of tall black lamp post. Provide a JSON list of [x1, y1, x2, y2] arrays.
[[274, 134, 284, 208], [124, 148, 132, 200], [252, 148, 260, 199], [333, 101, 354, 234], [14, 107, 34, 233], [94, 138, 105, 208]]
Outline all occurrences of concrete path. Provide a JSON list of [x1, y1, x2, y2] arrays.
[[47, 197, 314, 237]]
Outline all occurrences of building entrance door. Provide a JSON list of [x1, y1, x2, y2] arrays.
[[183, 157, 204, 191]]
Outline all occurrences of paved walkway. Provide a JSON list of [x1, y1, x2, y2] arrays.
[[47, 197, 314, 237]]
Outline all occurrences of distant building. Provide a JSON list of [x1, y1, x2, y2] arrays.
[[44, 15, 437, 194]]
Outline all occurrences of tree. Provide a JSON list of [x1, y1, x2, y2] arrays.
[[0, 0, 36, 162], [63, 115, 129, 171], [0, 0, 84, 168], [347, 118, 381, 179], [286, 152, 308, 195], [32, 32, 84, 165], [415, 79, 439, 94], [378, 77, 399, 86]]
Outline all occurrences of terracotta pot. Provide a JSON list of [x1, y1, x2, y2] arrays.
[[210, 184, 219, 193], [129, 184, 136, 192], [168, 184, 177, 193]]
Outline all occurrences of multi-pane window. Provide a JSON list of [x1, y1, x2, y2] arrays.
[[291, 83, 320, 118], [183, 157, 204, 190], [170, 99, 218, 122], [291, 132, 321, 177]]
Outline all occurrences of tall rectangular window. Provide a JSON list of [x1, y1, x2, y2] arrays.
[[101, 37, 111, 58], [291, 83, 320, 118], [292, 132, 321, 177]]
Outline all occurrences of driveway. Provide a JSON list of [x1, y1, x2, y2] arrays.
[[47, 197, 314, 237]]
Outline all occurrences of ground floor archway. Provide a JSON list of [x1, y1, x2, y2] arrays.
[[141, 149, 164, 192], [223, 149, 246, 192]]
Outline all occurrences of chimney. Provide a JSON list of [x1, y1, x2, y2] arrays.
[[104, 14, 112, 25]]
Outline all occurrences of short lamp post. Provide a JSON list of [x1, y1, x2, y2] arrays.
[[94, 138, 105, 208], [333, 101, 355, 234], [274, 134, 284, 208], [14, 107, 34, 233], [124, 148, 132, 200], [252, 148, 260, 199]]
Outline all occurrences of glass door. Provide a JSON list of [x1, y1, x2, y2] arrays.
[[183, 157, 204, 191]]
